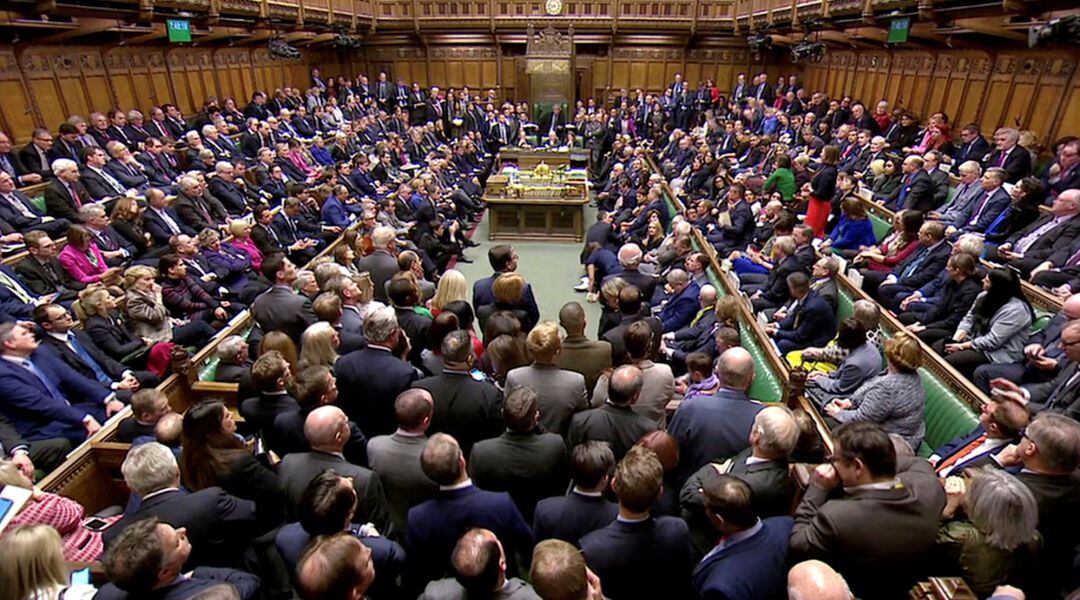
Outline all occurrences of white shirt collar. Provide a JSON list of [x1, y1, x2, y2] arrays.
[[745, 455, 771, 466], [440, 478, 473, 491], [394, 428, 426, 438], [572, 486, 603, 498], [142, 487, 180, 501]]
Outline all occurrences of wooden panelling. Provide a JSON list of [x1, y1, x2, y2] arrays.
[[798, 48, 1079, 147]]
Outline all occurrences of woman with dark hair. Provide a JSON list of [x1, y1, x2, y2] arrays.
[[180, 400, 283, 531], [983, 176, 1046, 243], [422, 311, 460, 376], [442, 299, 485, 358], [806, 319, 882, 403], [805, 145, 839, 237], [825, 197, 877, 256], [58, 225, 116, 285], [110, 196, 162, 260], [872, 157, 902, 202], [762, 154, 795, 201], [484, 334, 529, 389], [635, 430, 680, 516], [931, 268, 1033, 379], [854, 209, 923, 274]]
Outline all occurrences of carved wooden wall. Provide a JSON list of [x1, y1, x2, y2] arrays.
[[0, 44, 317, 142], [332, 46, 503, 96], [798, 48, 1080, 147]]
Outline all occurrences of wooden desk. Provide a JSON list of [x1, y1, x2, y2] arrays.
[[485, 193, 588, 242], [497, 148, 586, 170]]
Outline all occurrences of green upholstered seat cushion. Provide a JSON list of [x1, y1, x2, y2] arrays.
[[837, 290, 855, 323], [917, 369, 980, 457], [869, 214, 891, 242], [29, 193, 47, 214]]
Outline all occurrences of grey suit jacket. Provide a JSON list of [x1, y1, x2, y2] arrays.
[[356, 250, 399, 303], [806, 342, 881, 400], [505, 364, 588, 437], [556, 335, 612, 397], [590, 359, 674, 427], [468, 430, 568, 521], [251, 285, 316, 344], [367, 432, 437, 535], [957, 295, 1032, 364], [420, 577, 540, 600], [790, 457, 946, 599], [278, 450, 394, 537]]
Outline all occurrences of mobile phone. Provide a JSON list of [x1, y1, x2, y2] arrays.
[[83, 517, 111, 532], [70, 567, 91, 586]]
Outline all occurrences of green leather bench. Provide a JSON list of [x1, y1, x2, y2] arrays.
[[870, 213, 892, 242], [705, 271, 785, 404]]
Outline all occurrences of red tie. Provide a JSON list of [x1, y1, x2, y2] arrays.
[[935, 434, 987, 474], [67, 183, 82, 208]]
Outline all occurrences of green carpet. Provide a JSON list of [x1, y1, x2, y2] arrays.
[[454, 205, 603, 331]]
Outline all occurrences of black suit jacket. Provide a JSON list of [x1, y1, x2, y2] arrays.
[[1017, 470, 1080, 596], [335, 346, 420, 437], [895, 242, 952, 289], [1006, 213, 1080, 262], [143, 207, 196, 246], [80, 168, 124, 201], [103, 488, 259, 569], [580, 517, 695, 600], [0, 191, 50, 231], [14, 256, 85, 301], [17, 144, 50, 179], [954, 137, 990, 164], [251, 285, 316, 344], [900, 170, 935, 213], [278, 450, 393, 536], [83, 312, 145, 362], [39, 331, 128, 384], [602, 313, 663, 364], [566, 403, 658, 463], [412, 371, 503, 457], [533, 492, 618, 547], [43, 179, 90, 222], [468, 430, 568, 523], [983, 146, 1033, 183]]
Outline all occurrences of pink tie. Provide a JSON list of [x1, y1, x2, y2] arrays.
[[997, 151, 1007, 167]]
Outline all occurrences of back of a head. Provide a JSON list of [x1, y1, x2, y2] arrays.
[[102, 517, 164, 593], [296, 532, 374, 600], [787, 560, 853, 600], [617, 285, 643, 315], [421, 433, 463, 485], [395, 388, 434, 431], [531, 539, 589, 600], [298, 469, 356, 536], [503, 386, 539, 432], [702, 474, 758, 529], [613, 445, 663, 513], [0, 524, 69, 600], [559, 302, 586, 336], [488, 245, 514, 271], [623, 320, 652, 361], [451, 529, 503, 596], [121, 442, 180, 497], [1028, 412, 1080, 472], [526, 321, 561, 363], [718, 347, 754, 391], [608, 364, 644, 407], [570, 441, 615, 489]]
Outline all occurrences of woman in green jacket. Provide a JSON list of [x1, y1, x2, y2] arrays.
[[762, 154, 795, 201]]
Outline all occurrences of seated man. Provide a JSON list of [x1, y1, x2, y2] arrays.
[[0, 321, 123, 445], [744, 235, 800, 313], [656, 269, 702, 334], [580, 445, 694, 600], [16, 231, 85, 303], [764, 272, 837, 355], [929, 392, 1028, 477], [98, 517, 260, 600], [420, 528, 541, 599], [789, 422, 945, 599], [868, 221, 951, 304], [692, 475, 793, 600], [116, 388, 173, 443]]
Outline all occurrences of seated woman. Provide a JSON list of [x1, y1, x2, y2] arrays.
[[871, 157, 902, 203], [935, 467, 1040, 598], [824, 331, 926, 451], [930, 268, 1033, 380], [181, 400, 283, 532], [0, 523, 98, 600], [110, 197, 165, 261], [123, 264, 216, 349], [853, 209, 922, 274], [79, 285, 174, 375], [228, 219, 264, 273], [729, 213, 797, 277], [901, 253, 983, 347], [58, 225, 120, 286], [0, 463, 119, 562], [823, 197, 877, 257], [789, 300, 884, 372], [805, 319, 883, 404], [159, 254, 243, 325]]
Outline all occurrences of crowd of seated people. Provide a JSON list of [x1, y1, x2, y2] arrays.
[[0, 66, 1077, 600]]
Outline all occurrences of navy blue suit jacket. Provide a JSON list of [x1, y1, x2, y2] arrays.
[[95, 567, 260, 600], [691, 516, 794, 600], [406, 485, 533, 587], [473, 272, 541, 327], [0, 348, 111, 443], [334, 346, 420, 437], [668, 389, 763, 488], [0, 265, 35, 322], [580, 516, 695, 600], [276, 522, 405, 598], [144, 207, 197, 246], [775, 291, 837, 350], [659, 281, 701, 333], [931, 425, 1017, 474], [533, 491, 618, 546]]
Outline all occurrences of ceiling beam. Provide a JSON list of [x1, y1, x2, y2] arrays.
[[297, 32, 337, 46], [33, 17, 118, 43], [952, 16, 1027, 41]]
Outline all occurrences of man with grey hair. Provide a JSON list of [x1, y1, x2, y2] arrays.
[[608, 243, 658, 300], [990, 188, 1080, 276], [208, 160, 251, 216], [995, 412, 1080, 597], [174, 173, 226, 231], [657, 268, 700, 333], [292, 269, 319, 300], [335, 304, 419, 437], [669, 347, 762, 487], [78, 202, 132, 266], [985, 127, 1032, 183], [469, 386, 568, 522], [356, 225, 399, 303], [568, 364, 658, 462], [43, 157, 90, 222], [104, 442, 258, 568], [929, 160, 983, 227], [214, 335, 251, 384], [787, 560, 853, 600]]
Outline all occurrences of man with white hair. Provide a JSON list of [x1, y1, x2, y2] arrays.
[[278, 405, 393, 534], [787, 560, 854, 600], [657, 268, 700, 333], [984, 127, 1032, 183], [103, 141, 150, 192], [207, 160, 252, 216], [356, 225, 400, 303], [989, 189, 1080, 276], [606, 243, 659, 300], [174, 174, 227, 232], [104, 442, 258, 568], [201, 123, 232, 160], [42, 157, 90, 222], [680, 405, 799, 553], [928, 160, 983, 228]]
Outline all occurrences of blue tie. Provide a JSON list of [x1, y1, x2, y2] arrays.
[[23, 358, 69, 405], [900, 248, 928, 279], [68, 335, 112, 384]]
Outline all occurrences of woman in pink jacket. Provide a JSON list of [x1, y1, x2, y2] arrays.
[[58, 225, 116, 285]]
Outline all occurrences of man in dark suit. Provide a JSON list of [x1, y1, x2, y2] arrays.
[[766, 273, 838, 355], [335, 305, 420, 437], [412, 331, 502, 457], [278, 405, 393, 535], [994, 412, 1080, 598], [872, 221, 951, 303], [680, 406, 797, 555], [105, 442, 259, 569], [532, 441, 618, 546], [0, 411, 71, 474], [602, 285, 664, 364], [17, 128, 54, 180], [556, 302, 612, 396], [472, 245, 541, 327], [924, 151, 951, 208], [98, 518, 261, 600], [657, 270, 700, 333], [895, 155, 935, 212], [15, 231, 84, 302], [958, 167, 1012, 235], [143, 187, 195, 246], [81, 146, 130, 201], [1044, 139, 1079, 201], [251, 253, 316, 345], [707, 196, 755, 256], [580, 445, 694, 600], [0, 172, 69, 237], [929, 392, 1028, 478], [42, 159, 91, 223], [173, 178, 224, 232], [989, 188, 1080, 276], [745, 236, 802, 313], [468, 386, 568, 523], [34, 303, 158, 398], [539, 105, 566, 141], [954, 124, 991, 165], [567, 365, 658, 462], [240, 350, 298, 450], [790, 422, 945, 599], [0, 322, 122, 445], [137, 137, 179, 190], [406, 433, 533, 589], [356, 227, 401, 304], [691, 476, 793, 599], [999, 320, 1080, 420], [983, 127, 1033, 183], [602, 244, 658, 303], [668, 347, 764, 488]]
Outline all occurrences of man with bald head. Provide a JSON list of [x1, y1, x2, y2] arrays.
[[367, 388, 439, 534], [668, 347, 764, 488], [556, 301, 612, 395], [787, 560, 853, 600], [407, 433, 534, 591], [568, 365, 659, 462], [277, 405, 393, 536], [990, 189, 1080, 277], [661, 284, 718, 369], [420, 528, 541, 599]]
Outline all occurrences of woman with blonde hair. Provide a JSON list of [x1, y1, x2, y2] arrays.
[[228, 220, 263, 272], [122, 265, 215, 349], [429, 269, 468, 316], [0, 524, 97, 600], [476, 273, 534, 332], [299, 321, 341, 369], [259, 330, 300, 375]]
